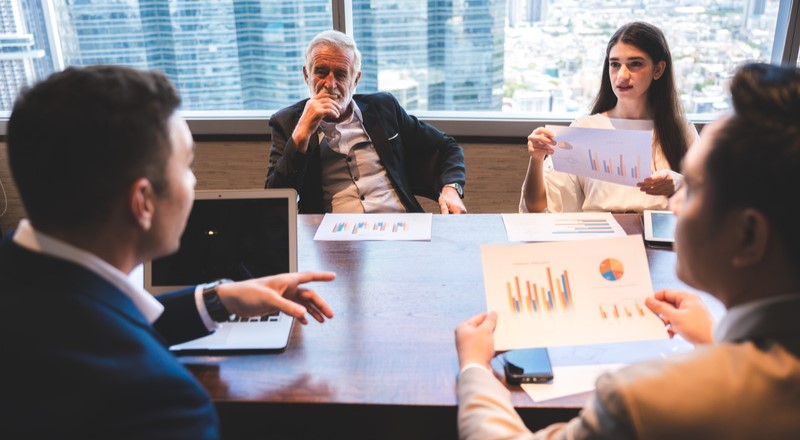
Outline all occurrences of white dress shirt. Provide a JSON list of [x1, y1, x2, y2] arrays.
[[318, 102, 406, 213], [519, 114, 699, 213]]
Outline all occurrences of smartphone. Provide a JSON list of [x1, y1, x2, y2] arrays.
[[502, 348, 554, 384]]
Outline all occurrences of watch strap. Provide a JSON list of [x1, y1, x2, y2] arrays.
[[202, 279, 233, 322], [443, 182, 464, 199]]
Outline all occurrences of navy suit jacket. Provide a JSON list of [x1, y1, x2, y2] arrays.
[[0, 240, 219, 439], [266, 92, 466, 213]]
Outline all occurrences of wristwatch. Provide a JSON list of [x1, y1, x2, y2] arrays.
[[443, 182, 464, 199], [202, 279, 234, 322]]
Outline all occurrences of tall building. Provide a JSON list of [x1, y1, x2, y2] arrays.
[[428, 0, 504, 111], [528, 0, 547, 23], [744, 0, 768, 28], [3, 0, 504, 112], [352, 0, 429, 109], [506, 0, 528, 28], [47, 0, 330, 110], [0, 0, 46, 110], [751, 0, 767, 16], [252, 1, 332, 109], [353, 0, 504, 111], [19, 0, 58, 81]]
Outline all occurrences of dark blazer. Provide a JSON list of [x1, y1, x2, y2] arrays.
[[266, 92, 466, 214], [0, 240, 219, 439]]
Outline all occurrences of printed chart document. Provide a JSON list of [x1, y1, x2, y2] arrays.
[[480, 235, 667, 350], [502, 212, 626, 242], [546, 125, 652, 186], [314, 213, 432, 241]]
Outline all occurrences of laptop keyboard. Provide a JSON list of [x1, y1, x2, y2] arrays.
[[229, 311, 281, 323]]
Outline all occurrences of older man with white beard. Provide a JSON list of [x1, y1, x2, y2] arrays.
[[266, 30, 467, 215]]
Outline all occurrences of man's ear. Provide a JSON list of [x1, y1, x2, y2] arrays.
[[353, 70, 361, 87], [731, 208, 769, 268], [129, 178, 156, 231], [303, 65, 310, 85]]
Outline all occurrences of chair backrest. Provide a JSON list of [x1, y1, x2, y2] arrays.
[[407, 148, 441, 201]]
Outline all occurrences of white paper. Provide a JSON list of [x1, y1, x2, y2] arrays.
[[481, 235, 668, 350], [502, 212, 627, 242], [546, 125, 653, 186], [521, 363, 626, 402], [313, 213, 433, 241]]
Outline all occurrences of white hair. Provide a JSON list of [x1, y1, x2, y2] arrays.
[[305, 30, 362, 74]]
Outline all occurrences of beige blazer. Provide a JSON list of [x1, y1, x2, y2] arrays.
[[458, 295, 800, 440]]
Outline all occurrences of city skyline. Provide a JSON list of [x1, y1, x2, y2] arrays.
[[0, 0, 789, 115]]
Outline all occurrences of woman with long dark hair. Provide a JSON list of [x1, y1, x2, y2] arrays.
[[520, 21, 698, 213]]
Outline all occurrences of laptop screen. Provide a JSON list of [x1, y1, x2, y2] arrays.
[[145, 189, 297, 294]]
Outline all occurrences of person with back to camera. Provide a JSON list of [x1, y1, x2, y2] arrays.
[[520, 21, 699, 213], [457, 63, 800, 439], [0, 65, 335, 438]]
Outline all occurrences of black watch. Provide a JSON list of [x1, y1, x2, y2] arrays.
[[202, 279, 233, 322], [443, 182, 464, 199]]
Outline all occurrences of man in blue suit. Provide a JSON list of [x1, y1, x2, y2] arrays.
[[0, 66, 335, 438]]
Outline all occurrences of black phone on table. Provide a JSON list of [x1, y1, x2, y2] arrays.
[[502, 347, 554, 384]]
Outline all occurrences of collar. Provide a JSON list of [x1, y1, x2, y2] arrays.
[[351, 100, 363, 122], [12, 219, 164, 323], [713, 293, 800, 343]]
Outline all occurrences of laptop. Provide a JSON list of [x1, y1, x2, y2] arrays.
[[144, 188, 298, 353]]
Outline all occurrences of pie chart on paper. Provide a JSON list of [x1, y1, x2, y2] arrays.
[[599, 258, 624, 281]]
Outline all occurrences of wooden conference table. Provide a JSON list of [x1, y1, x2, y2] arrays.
[[179, 214, 703, 439]]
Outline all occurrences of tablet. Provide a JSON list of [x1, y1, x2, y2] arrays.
[[643, 210, 676, 245]]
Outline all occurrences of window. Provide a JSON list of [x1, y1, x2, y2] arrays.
[[354, 0, 784, 116], [1, 0, 332, 111], [1, 0, 799, 134]]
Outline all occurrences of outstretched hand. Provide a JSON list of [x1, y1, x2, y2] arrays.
[[637, 169, 683, 197], [645, 289, 714, 345], [218, 271, 336, 325]]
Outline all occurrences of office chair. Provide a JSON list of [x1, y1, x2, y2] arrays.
[[406, 148, 442, 202]]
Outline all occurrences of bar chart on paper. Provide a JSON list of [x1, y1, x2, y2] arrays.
[[481, 235, 668, 350], [505, 267, 574, 315], [331, 221, 409, 234], [545, 125, 653, 187], [588, 149, 643, 179], [314, 213, 432, 241], [598, 300, 648, 319]]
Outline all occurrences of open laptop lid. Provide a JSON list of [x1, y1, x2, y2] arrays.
[[143, 188, 298, 353], [144, 188, 298, 293]]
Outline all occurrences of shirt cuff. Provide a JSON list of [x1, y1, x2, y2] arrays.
[[459, 363, 493, 377], [194, 284, 221, 331]]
